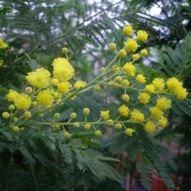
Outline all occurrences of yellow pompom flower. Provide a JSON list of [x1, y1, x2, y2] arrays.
[[73, 122, 80, 128], [115, 123, 123, 130], [24, 111, 31, 119], [95, 130, 102, 137], [132, 53, 140, 60], [64, 131, 71, 138], [138, 92, 150, 104], [118, 104, 129, 117], [51, 78, 59, 86], [125, 128, 135, 136], [122, 94, 130, 102], [57, 82, 71, 94], [12, 126, 20, 132], [149, 106, 163, 119], [2, 112, 10, 119], [156, 97, 171, 110], [136, 74, 146, 83], [37, 90, 54, 106], [130, 109, 144, 122], [140, 49, 148, 57], [173, 87, 188, 100], [124, 39, 138, 52], [115, 76, 123, 83], [26, 68, 51, 89], [123, 62, 136, 76], [158, 116, 168, 127], [122, 79, 130, 87], [137, 30, 148, 42], [52, 57, 74, 82], [6, 90, 19, 102], [100, 110, 110, 120], [8, 105, 15, 111], [74, 81, 86, 89], [144, 84, 155, 94], [70, 112, 77, 119], [107, 119, 114, 126], [152, 78, 165, 91], [167, 77, 182, 92], [118, 49, 127, 58], [109, 42, 117, 50], [83, 108, 90, 115], [14, 93, 31, 110], [144, 121, 156, 133], [123, 24, 133, 36], [84, 123, 91, 129]]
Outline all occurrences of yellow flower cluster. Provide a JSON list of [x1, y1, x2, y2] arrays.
[[1, 25, 188, 140]]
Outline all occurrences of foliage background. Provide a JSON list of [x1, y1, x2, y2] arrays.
[[0, 0, 191, 190]]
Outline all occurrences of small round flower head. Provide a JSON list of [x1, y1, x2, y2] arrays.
[[138, 92, 150, 104], [26, 68, 51, 89], [73, 122, 80, 128], [149, 106, 163, 119], [52, 125, 60, 130], [2, 112, 10, 119], [140, 49, 148, 57], [137, 30, 148, 42], [123, 62, 136, 76], [51, 78, 59, 86], [152, 78, 165, 91], [24, 111, 31, 119], [158, 116, 168, 127], [167, 77, 182, 92], [63, 131, 71, 138], [115, 123, 123, 130], [112, 65, 120, 72], [107, 119, 114, 126], [115, 76, 123, 83], [70, 112, 77, 119], [123, 24, 133, 36], [144, 121, 156, 133], [13, 117, 18, 122], [118, 49, 127, 58], [95, 130, 102, 137], [62, 47, 68, 54], [124, 39, 138, 53], [6, 90, 19, 102], [74, 81, 86, 89], [57, 82, 71, 94], [144, 84, 155, 94], [84, 123, 91, 130], [52, 57, 74, 82], [132, 54, 140, 60], [12, 126, 20, 132], [173, 87, 188, 100], [122, 94, 130, 102], [37, 90, 54, 106], [54, 112, 61, 119], [118, 104, 129, 117], [125, 128, 135, 136], [94, 85, 101, 91], [83, 108, 90, 115], [100, 110, 110, 121], [25, 87, 33, 94], [136, 74, 146, 83], [109, 42, 117, 50], [14, 93, 31, 110], [130, 109, 144, 122], [8, 104, 15, 111], [100, 67, 105, 73], [122, 79, 130, 87], [156, 97, 171, 110]]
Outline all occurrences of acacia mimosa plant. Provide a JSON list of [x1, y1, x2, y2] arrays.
[[0, 25, 189, 191]]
